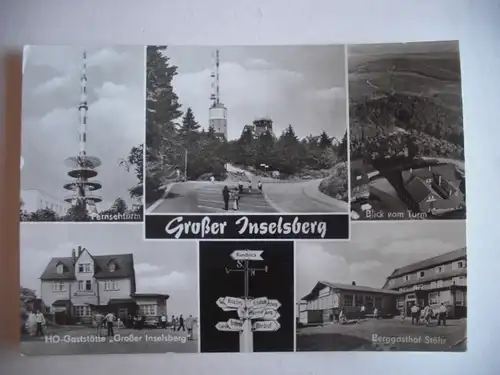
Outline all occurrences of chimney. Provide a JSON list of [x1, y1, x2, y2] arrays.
[[78, 246, 83, 257], [438, 175, 442, 186], [409, 168, 412, 173], [352, 281, 356, 286], [71, 249, 76, 264]]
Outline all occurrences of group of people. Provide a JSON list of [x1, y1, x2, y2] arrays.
[[221, 180, 263, 211], [24, 310, 46, 336], [160, 313, 196, 340], [409, 302, 448, 326]]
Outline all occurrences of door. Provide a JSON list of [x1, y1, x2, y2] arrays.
[[406, 300, 415, 317]]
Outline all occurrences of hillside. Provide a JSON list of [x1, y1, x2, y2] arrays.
[[348, 53, 464, 160]]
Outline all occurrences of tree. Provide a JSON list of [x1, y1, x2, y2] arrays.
[[318, 131, 332, 149], [64, 201, 90, 221], [145, 46, 183, 204], [110, 197, 128, 214], [20, 199, 29, 221], [119, 144, 143, 200], [179, 107, 201, 145], [29, 208, 59, 221]]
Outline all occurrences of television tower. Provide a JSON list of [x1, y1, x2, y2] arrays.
[[209, 49, 228, 139], [63, 50, 102, 214]]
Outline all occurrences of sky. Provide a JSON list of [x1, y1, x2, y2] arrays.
[[165, 45, 347, 141], [20, 223, 198, 317], [347, 41, 460, 68], [296, 221, 466, 300], [21, 46, 145, 210]]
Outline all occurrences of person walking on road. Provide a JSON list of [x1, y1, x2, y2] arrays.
[[177, 314, 186, 331], [232, 188, 240, 210], [186, 315, 194, 340], [423, 304, 432, 326], [437, 303, 447, 326], [103, 311, 116, 337], [410, 303, 420, 325], [257, 180, 262, 193], [210, 175, 215, 183], [222, 186, 230, 211], [34, 310, 45, 336]]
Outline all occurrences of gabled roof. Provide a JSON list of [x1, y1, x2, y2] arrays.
[[405, 176, 440, 203], [402, 163, 461, 185], [300, 281, 399, 301], [40, 253, 135, 280], [387, 248, 466, 279]]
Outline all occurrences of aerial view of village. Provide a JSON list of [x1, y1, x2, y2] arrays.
[[348, 41, 465, 221], [296, 221, 466, 352]]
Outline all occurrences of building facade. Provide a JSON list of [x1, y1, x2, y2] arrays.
[[39, 246, 169, 324], [299, 248, 467, 325], [21, 189, 69, 216], [383, 247, 467, 318], [299, 281, 399, 324]]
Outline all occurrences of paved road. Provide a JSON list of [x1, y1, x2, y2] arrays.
[[297, 318, 466, 352], [21, 327, 197, 355], [150, 181, 276, 213], [263, 179, 347, 213]]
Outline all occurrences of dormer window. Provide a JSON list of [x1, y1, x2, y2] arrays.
[[56, 264, 64, 274], [108, 262, 116, 272]]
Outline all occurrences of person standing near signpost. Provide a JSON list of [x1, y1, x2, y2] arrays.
[[186, 315, 194, 340]]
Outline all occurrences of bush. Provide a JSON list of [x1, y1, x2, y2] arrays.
[[318, 163, 348, 202]]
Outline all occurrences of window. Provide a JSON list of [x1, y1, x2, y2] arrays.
[[429, 292, 439, 305], [52, 282, 66, 292], [108, 262, 116, 272], [457, 261, 464, 269], [139, 304, 157, 317], [78, 280, 92, 291], [435, 266, 443, 274], [75, 305, 91, 317], [453, 276, 466, 286], [78, 263, 92, 273], [418, 271, 425, 278], [425, 178, 432, 184], [343, 294, 353, 307], [104, 281, 119, 291], [404, 275, 410, 282], [56, 264, 64, 274], [430, 281, 437, 289], [355, 295, 364, 307]]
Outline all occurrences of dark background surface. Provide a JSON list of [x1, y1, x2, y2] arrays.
[[145, 214, 349, 239], [199, 241, 295, 352]]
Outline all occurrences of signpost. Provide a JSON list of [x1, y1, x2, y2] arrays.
[[252, 320, 281, 332], [215, 249, 281, 353]]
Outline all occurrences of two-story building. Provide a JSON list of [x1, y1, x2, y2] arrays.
[[21, 189, 69, 217], [383, 247, 467, 318], [298, 247, 467, 325], [40, 246, 169, 325], [298, 281, 399, 324]]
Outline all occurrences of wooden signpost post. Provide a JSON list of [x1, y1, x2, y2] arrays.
[[214, 250, 281, 353]]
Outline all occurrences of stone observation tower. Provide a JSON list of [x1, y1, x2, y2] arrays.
[[63, 50, 102, 214], [209, 49, 228, 139]]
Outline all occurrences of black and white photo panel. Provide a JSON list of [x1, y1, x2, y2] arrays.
[[20, 46, 145, 222], [144, 45, 350, 240], [296, 220, 467, 352], [20, 223, 199, 355], [198, 241, 295, 353], [347, 41, 465, 221]]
